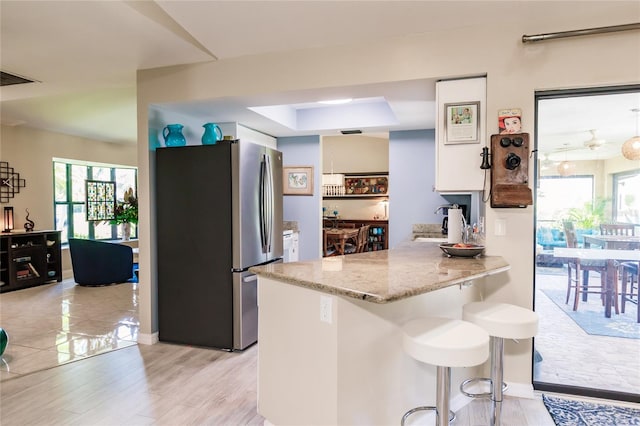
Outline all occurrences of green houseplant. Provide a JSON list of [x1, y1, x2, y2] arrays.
[[567, 197, 609, 230], [111, 188, 138, 239]]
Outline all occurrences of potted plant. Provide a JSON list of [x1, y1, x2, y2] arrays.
[[111, 188, 138, 240], [567, 197, 609, 244]]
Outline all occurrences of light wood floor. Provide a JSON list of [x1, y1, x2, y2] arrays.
[[1, 276, 634, 424], [0, 340, 559, 426], [534, 269, 640, 394]]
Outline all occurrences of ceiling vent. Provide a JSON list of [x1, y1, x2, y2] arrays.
[[340, 129, 362, 135], [1, 71, 36, 87]]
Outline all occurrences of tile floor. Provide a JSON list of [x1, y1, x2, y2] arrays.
[[1, 271, 639, 400], [0, 279, 138, 381], [534, 268, 640, 396]]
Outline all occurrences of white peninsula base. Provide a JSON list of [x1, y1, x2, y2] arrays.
[[257, 276, 484, 426]]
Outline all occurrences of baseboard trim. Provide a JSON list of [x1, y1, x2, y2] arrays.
[[505, 382, 536, 398], [137, 332, 159, 345]]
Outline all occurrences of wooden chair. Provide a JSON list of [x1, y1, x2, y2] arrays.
[[620, 261, 639, 322], [356, 225, 371, 253], [563, 221, 618, 313], [600, 223, 636, 236], [322, 229, 337, 257], [344, 225, 370, 254]]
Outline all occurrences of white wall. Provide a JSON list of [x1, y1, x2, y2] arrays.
[[322, 134, 388, 173], [0, 124, 137, 276], [136, 2, 640, 383], [322, 134, 390, 220]]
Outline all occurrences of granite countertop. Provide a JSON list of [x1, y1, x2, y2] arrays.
[[250, 241, 509, 303]]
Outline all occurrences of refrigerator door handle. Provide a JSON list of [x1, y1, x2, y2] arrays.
[[259, 153, 274, 254], [266, 154, 274, 252]]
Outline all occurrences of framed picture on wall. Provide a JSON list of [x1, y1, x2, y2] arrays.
[[283, 166, 314, 196], [85, 180, 116, 221], [444, 101, 480, 144]]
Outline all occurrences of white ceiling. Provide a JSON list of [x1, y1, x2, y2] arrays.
[[1, 1, 639, 161]]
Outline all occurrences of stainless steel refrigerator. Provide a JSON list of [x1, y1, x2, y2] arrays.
[[156, 140, 283, 350]]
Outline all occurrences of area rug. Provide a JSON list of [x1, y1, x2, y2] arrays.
[[541, 289, 640, 339], [542, 394, 640, 425]]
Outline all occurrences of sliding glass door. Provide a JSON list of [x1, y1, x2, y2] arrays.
[[533, 85, 640, 403]]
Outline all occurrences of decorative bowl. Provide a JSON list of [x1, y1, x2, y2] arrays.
[[439, 243, 485, 258]]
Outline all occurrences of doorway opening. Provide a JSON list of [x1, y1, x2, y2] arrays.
[[533, 85, 640, 403]]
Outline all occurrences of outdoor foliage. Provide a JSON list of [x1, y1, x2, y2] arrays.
[[567, 197, 609, 230]]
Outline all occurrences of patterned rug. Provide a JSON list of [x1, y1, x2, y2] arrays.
[[542, 394, 640, 425], [541, 288, 640, 339]]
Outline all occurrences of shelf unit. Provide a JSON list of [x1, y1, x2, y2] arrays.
[[322, 172, 389, 199], [0, 230, 62, 293], [323, 219, 388, 251]]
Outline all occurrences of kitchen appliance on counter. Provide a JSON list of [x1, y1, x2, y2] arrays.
[[435, 204, 467, 236], [156, 140, 283, 351]]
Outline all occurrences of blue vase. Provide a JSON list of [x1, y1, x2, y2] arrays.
[[162, 124, 186, 147], [202, 123, 223, 145]]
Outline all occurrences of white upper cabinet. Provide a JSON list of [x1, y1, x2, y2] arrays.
[[435, 77, 487, 192]]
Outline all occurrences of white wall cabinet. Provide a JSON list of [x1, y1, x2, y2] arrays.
[[435, 77, 487, 192]]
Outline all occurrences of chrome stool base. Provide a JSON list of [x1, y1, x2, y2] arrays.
[[460, 377, 508, 399], [401, 406, 455, 426], [401, 365, 457, 426]]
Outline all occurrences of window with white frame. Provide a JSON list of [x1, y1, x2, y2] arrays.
[[613, 169, 640, 225], [537, 175, 594, 223]]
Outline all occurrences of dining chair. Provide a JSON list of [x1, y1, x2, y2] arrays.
[[344, 225, 370, 254], [322, 229, 338, 257], [600, 223, 636, 236], [562, 221, 618, 313], [620, 261, 639, 322], [356, 225, 371, 253]]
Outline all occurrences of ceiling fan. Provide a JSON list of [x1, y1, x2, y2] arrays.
[[582, 129, 606, 150], [547, 129, 607, 158], [539, 153, 555, 170]]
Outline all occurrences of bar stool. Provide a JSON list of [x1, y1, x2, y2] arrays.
[[401, 317, 490, 426], [460, 302, 539, 426]]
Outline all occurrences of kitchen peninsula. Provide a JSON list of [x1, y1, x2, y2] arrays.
[[250, 241, 509, 425]]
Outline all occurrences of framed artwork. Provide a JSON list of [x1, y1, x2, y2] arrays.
[[86, 180, 116, 221], [498, 108, 522, 134], [444, 101, 480, 144], [283, 166, 314, 196]]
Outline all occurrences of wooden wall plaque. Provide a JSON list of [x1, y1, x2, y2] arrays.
[[490, 133, 533, 208]]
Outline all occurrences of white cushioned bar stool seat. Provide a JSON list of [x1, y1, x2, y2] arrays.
[[401, 317, 490, 426], [460, 302, 539, 426]]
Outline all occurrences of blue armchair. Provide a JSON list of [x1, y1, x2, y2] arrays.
[[68, 238, 133, 286]]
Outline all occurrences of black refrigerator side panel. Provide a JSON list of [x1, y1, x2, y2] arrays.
[[156, 144, 233, 349]]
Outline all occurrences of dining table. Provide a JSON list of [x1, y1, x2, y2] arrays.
[[554, 247, 640, 318], [324, 227, 359, 255], [583, 234, 640, 250]]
